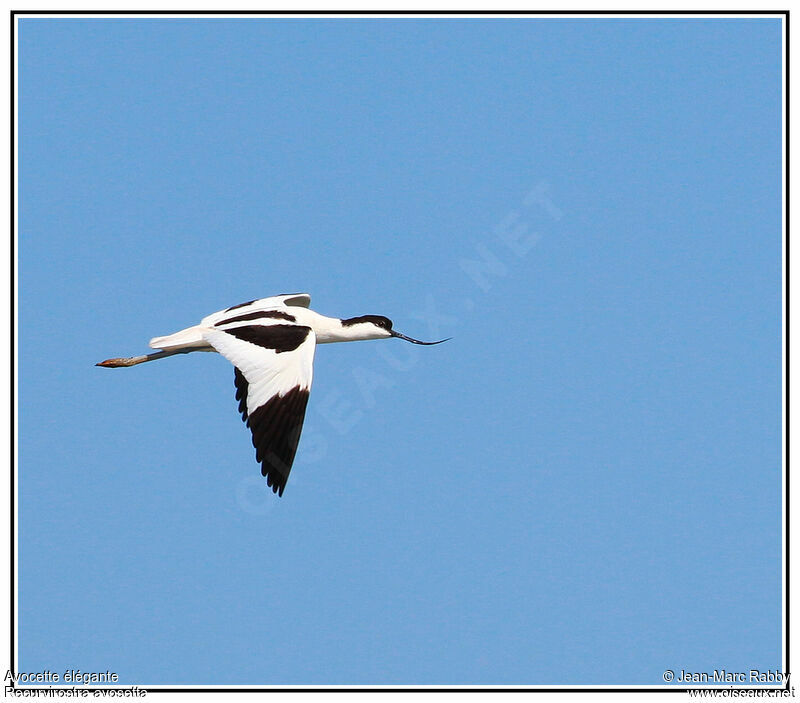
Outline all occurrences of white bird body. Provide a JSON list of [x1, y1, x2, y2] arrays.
[[98, 293, 448, 496], [150, 296, 390, 350]]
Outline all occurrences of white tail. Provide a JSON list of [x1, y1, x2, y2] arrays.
[[149, 325, 208, 351], [98, 324, 212, 368]]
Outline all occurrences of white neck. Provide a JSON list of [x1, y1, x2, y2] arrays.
[[290, 310, 385, 344]]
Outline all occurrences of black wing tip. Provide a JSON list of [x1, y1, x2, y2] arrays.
[[233, 368, 249, 422], [247, 385, 310, 499], [265, 471, 286, 497]]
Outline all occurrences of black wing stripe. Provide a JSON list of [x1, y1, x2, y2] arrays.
[[243, 386, 310, 497], [225, 324, 310, 354], [215, 310, 297, 327], [225, 299, 257, 312]]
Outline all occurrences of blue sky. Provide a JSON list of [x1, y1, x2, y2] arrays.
[[18, 17, 782, 685]]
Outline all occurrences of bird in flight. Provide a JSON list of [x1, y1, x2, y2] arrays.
[[97, 293, 449, 496]]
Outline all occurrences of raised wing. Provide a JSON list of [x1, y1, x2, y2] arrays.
[[200, 293, 311, 327], [202, 320, 316, 496]]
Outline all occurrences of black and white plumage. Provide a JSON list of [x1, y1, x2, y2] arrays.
[[97, 293, 448, 497]]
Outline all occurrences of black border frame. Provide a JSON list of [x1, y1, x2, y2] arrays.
[[9, 9, 790, 694]]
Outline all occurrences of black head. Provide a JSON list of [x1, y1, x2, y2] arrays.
[[341, 315, 393, 330]]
